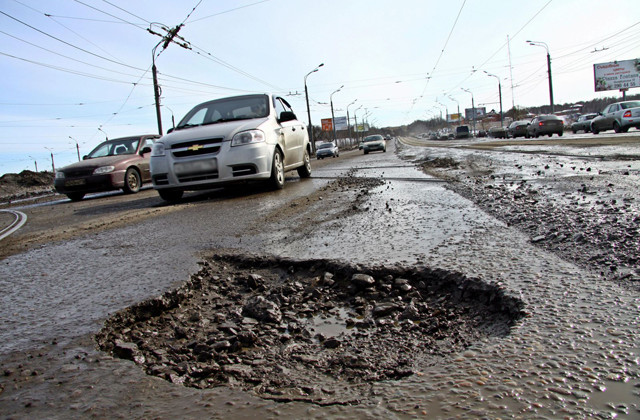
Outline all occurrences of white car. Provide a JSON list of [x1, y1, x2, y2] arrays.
[[150, 94, 312, 201]]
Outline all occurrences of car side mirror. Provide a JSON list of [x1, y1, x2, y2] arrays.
[[140, 146, 152, 155], [167, 127, 174, 134], [279, 111, 296, 123], [82, 155, 89, 160]]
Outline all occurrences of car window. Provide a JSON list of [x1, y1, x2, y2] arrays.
[[609, 104, 619, 113], [177, 95, 269, 129], [142, 138, 155, 150], [621, 101, 640, 109], [274, 98, 286, 118]]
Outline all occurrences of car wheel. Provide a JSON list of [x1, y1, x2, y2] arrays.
[[613, 122, 622, 133], [296, 148, 311, 178], [572, 129, 577, 134], [66, 192, 85, 201], [364, 150, 369, 154], [122, 168, 141, 194], [558, 131, 563, 136], [269, 150, 285, 190], [535, 131, 539, 138], [591, 124, 599, 134], [158, 189, 183, 202], [548, 134, 552, 137]]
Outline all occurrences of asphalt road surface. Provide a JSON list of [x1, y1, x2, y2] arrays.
[[0, 137, 638, 419]]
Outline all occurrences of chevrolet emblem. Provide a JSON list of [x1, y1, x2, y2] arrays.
[[187, 144, 204, 151]]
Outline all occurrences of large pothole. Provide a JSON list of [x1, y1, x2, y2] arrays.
[[96, 253, 525, 405]]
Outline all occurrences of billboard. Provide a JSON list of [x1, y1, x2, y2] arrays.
[[594, 59, 640, 92], [447, 113, 462, 123], [464, 107, 486, 121], [321, 116, 348, 131], [334, 116, 348, 131]]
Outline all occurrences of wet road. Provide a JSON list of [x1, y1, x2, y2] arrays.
[[0, 140, 638, 418]]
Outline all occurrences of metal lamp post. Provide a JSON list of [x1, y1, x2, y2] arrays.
[[304, 63, 324, 153], [330, 85, 344, 143], [527, 40, 554, 113], [461, 88, 476, 136], [448, 95, 460, 123], [69, 136, 81, 161], [484, 71, 503, 126], [346, 99, 357, 147], [98, 127, 108, 141], [353, 105, 363, 144]]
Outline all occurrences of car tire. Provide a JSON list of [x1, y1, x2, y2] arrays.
[[613, 122, 622, 133], [122, 168, 141, 194], [558, 132, 563, 136], [548, 134, 552, 137], [296, 148, 311, 179], [66, 192, 85, 201], [591, 124, 599, 134], [535, 132, 539, 138], [364, 150, 369, 154], [572, 129, 577, 134], [158, 189, 184, 202], [269, 150, 285, 190]]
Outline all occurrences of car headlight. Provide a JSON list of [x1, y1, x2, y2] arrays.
[[231, 129, 265, 146], [151, 142, 166, 157], [93, 166, 115, 175], [55, 172, 65, 179]]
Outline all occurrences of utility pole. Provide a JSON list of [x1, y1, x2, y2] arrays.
[[148, 24, 192, 135]]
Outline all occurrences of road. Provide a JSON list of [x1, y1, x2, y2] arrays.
[[0, 138, 638, 419]]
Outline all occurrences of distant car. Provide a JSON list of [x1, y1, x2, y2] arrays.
[[526, 115, 563, 138], [54, 135, 159, 201], [455, 125, 470, 139], [507, 121, 529, 138], [571, 113, 598, 133], [150, 93, 312, 202], [590, 101, 640, 134], [361, 134, 386, 154], [316, 142, 339, 159], [488, 126, 507, 138]]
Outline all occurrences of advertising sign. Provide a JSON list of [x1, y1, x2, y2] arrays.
[[321, 118, 333, 131], [464, 107, 486, 121], [594, 59, 640, 92], [447, 113, 462, 123], [334, 116, 348, 131]]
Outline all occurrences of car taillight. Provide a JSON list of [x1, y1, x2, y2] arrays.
[[623, 110, 632, 118], [539, 121, 544, 126]]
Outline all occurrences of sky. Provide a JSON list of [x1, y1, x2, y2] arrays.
[[1, 0, 639, 175]]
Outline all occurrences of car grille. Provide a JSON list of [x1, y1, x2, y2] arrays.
[[64, 169, 94, 178], [171, 138, 223, 158], [178, 172, 219, 183]]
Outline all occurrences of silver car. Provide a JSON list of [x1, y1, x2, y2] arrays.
[[361, 134, 386, 154], [150, 94, 312, 201], [591, 100, 640, 134]]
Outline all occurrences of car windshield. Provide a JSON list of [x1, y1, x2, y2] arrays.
[[176, 94, 269, 129], [318, 143, 334, 149], [620, 101, 640, 109], [364, 135, 383, 142], [86, 138, 140, 158]]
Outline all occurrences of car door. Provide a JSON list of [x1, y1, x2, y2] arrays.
[[274, 97, 305, 168], [603, 104, 618, 129], [137, 137, 157, 181]]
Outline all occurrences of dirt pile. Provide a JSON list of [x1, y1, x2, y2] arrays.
[[97, 254, 524, 405], [0, 170, 54, 201]]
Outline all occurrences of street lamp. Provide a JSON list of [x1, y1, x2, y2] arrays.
[[28, 156, 38, 172], [483, 71, 503, 126], [346, 99, 357, 146], [353, 105, 363, 144], [304, 63, 324, 153], [448, 95, 460, 123], [330, 85, 344, 143], [527, 40, 554, 113], [44, 147, 55, 173], [98, 127, 108, 141], [436, 98, 448, 127], [461, 88, 476, 136]]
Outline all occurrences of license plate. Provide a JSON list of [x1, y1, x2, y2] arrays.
[[65, 179, 86, 187], [174, 159, 217, 175]]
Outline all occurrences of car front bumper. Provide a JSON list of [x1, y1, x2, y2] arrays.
[[363, 142, 385, 151], [54, 171, 125, 194], [151, 141, 275, 191]]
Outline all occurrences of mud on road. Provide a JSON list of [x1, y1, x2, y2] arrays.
[[405, 135, 640, 290], [96, 253, 523, 405]]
